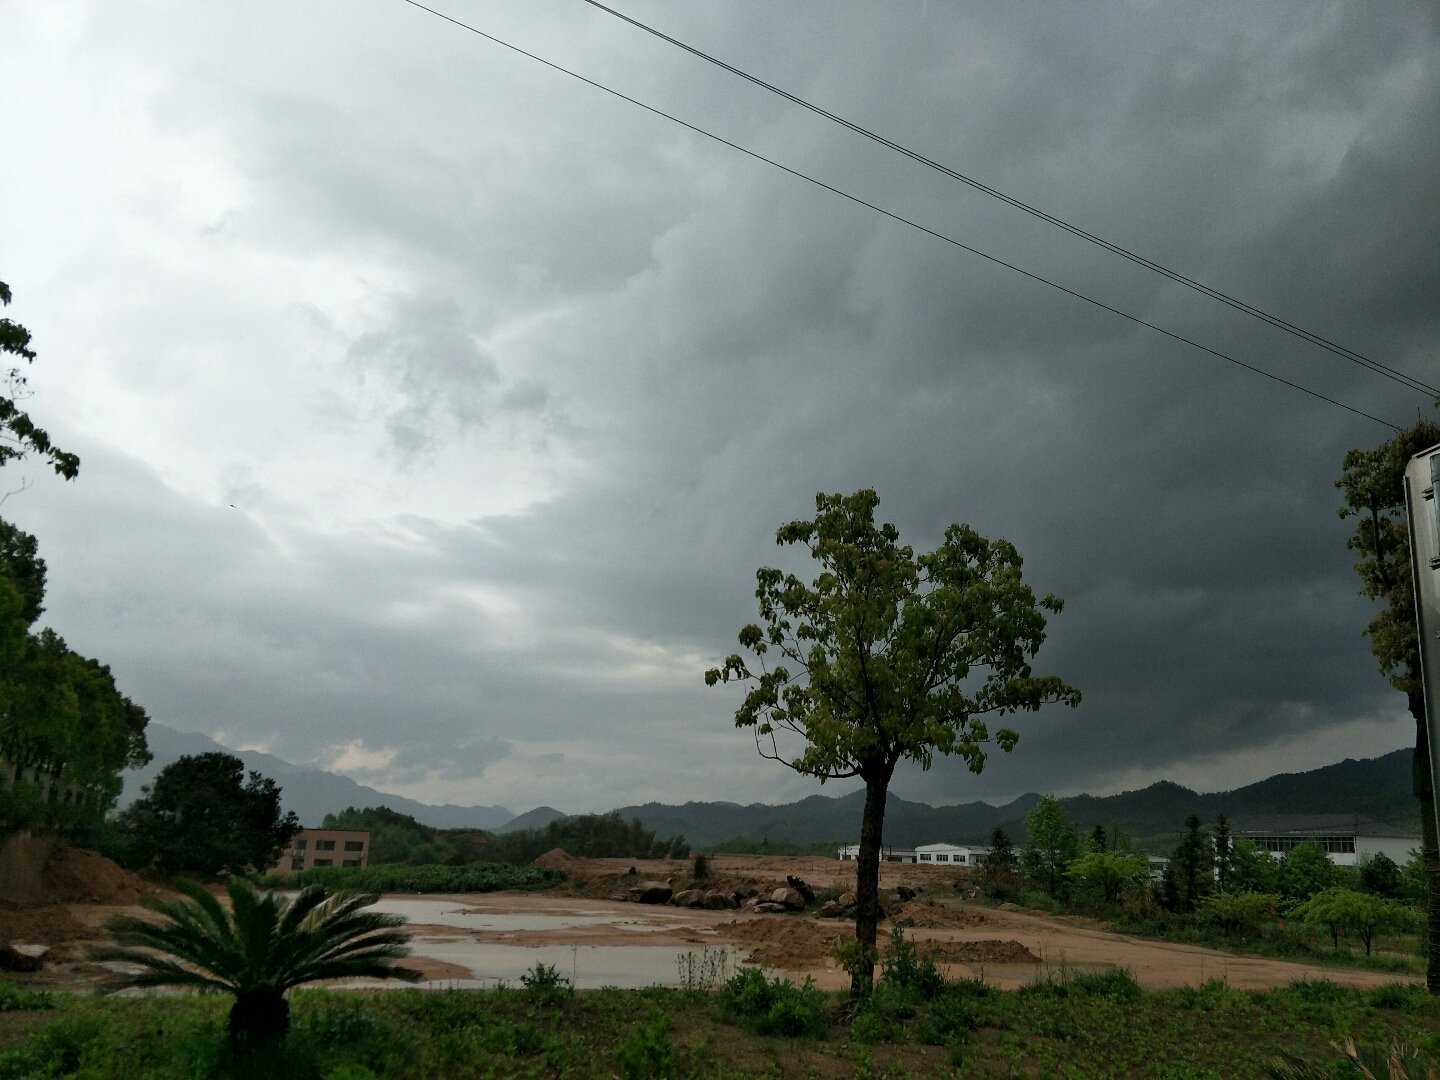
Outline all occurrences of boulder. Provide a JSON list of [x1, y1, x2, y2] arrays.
[[629, 881, 673, 904], [753, 902, 788, 913], [770, 886, 807, 911], [732, 884, 759, 900], [672, 889, 706, 908], [702, 890, 738, 909], [818, 899, 849, 918], [0, 943, 48, 972], [895, 885, 917, 901], [786, 875, 816, 904]]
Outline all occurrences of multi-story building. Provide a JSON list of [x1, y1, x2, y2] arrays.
[[270, 828, 370, 877]]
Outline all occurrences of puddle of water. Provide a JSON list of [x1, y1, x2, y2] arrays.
[[365, 897, 695, 935], [397, 941, 736, 991]]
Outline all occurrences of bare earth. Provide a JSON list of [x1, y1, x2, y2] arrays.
[[1, 850, 1418, 993]]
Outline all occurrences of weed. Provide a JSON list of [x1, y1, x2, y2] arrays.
[[520, 961, 573, 1003], [676, 945, 730, 992], [615, 1009, 674, 1079], [878, 926, 944, 1001], [915, 984, 977, 1047], [691, 852, 710, 881], [0, 982, 52, 1012], [1364, 983, 1430, 1011], [1064, 966, 1142, 1002]]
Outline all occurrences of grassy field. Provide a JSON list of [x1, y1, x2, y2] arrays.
[[2, 967, 1437, 1079]]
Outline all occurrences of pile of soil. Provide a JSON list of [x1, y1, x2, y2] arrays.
[[928, 939, 1040, 965], [717, 917, 846, 970], [531, 847, 584, 871], [39, 846, 161, 906], [889, 900, 989, 930]]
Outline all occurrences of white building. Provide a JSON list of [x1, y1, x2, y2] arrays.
[[1234, 816, 1418, 867], [915, 843, 990, 867], [836, 843, 918, 863]]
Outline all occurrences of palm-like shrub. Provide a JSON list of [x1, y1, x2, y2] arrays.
[[95, 878, 421, 1049]]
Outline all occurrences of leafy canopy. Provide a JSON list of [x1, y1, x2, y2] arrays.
[[705, 489, 1080, 782], [96, 878, 419, 1046], [0, 281, 79, 481]]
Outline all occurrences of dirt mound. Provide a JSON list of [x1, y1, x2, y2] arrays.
[[888, 900, 988, 930], [531, 847, 584, 870], [717, 917, 845, 970], [41, 846, 160, 906], [0, 906, 98, 959], [929, 939, 1040, 965]]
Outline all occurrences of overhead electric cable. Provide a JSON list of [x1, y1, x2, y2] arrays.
[[580, 0, 1439, 401], [397, 0, 1400, 430]]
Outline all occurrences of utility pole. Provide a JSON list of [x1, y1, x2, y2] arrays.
[[1404, 442, 1440, 848]]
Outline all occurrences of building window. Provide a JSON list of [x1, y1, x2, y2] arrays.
[[313, 859, 332, 867], [342, 859, 361, 867], [936, 854, 949, 862], [344, 840, 365, 852], [315, 839, 336, 851], [293, 838, 307, 850], [919, 854, 932, 861], [291, 857, 304, 871]]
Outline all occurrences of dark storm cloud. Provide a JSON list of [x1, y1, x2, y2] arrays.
[[3, 1, 1437, 812]]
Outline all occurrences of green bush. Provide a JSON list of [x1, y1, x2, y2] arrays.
[[720, 967, 829, 1037], [615, 1010, 674, 1079], [281, 863, 564, 893], [878, 926, 944, 1001], [0, 980, 53, 1012], [519, 962, 573, 1003]]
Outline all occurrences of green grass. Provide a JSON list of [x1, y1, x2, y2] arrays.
[[0, 973, 1435, 1078]]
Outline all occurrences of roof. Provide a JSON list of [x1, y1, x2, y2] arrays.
[[1233, 815, 1419, 840]]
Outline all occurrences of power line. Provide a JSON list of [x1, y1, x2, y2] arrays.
[[580, 0, 1439, 402], [396, 0, 1401, 430]]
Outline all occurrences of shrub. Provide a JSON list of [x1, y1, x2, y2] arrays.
[[878, 926, 944, 1001], [616, 1011, 674, 1079], [691, 851, 710, 881], [720, 967, 829, 1037], [0, 980, 53, 1011], [519, 962, 573, 1003]]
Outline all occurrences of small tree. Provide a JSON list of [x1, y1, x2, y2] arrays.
[[1021, 794, 1080, 898], [97, 878, 420, 1051], [1067, 849, 1149, 906], [1278, 840, 1336, 902], [1358, 852, 1402, 899], [1291, 887, 1414, 955], [1163, 814, 1212, 914], [981, 826, 1021, 900], [706, 490, 1078, 994], [1227, 837, 1280, 894]]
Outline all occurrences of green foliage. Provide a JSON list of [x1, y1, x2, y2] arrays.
[[0, 281, 80, 480], [720, 967, 829, 1037], [0, 517, 150, 829], [116, 752, 299, 876], [485, 810, 687, 864], [614, 1009, 673, 1080], [1291, 887, 1415, 955], [281, 861, 563, 893], [675, 946, 730, 992], [519, 961, 573, 1003], [1163, 814, 1213, 913], [1022, 794, 1079, 897], [1228, 837, 1282, 894], [1360, 852, 1404, 899], [1201, 890, 1281, 936], [1278, 840, 1338, 901], [691, 850, 709, 880], [1067, 849, 1151, 905], [878, 926, 945, 1000], [981, 825, 1023, 899], [0, 980, 52, 1012], [706, 489, 1078, 994], [94, 878, 420, 1050]]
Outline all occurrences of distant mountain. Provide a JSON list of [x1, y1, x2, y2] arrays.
[[599, 749, 1418, 852], [495, 806, 568, 834], [121, 724, 514, 830]]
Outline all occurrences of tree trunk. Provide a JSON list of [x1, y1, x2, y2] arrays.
[[1412, 689, 1440, 993], [228, 988, 289, 1052], [850, 766, 893, 998]]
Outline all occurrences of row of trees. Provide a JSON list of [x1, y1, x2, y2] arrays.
[[981, 796, 1422, 957], [1, 282, 150, 827]]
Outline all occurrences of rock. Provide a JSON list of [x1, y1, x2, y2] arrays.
[[703, 890, 738, 909], [0, 943, 48, 972], [770, 887, 807, 911], [818, 899, 848, 918], [839, 891, 856, 907], [732, 884, 759, 900], [630, 881, 673, 904], [895, 885, 917, 901], [786, 875, 816, 904], [672, 889, 706, 908], [753, 902, 788, 913]]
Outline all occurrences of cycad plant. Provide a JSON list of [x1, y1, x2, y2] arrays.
[[95, 878, 421, 1049]]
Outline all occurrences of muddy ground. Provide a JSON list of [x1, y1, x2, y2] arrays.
[[0, 849, 1418, 993]]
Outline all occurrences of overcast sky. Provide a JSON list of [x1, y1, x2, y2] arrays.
[[3, 1, 1437, 816]]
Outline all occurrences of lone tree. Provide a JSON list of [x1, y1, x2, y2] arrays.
[[1336, 410, 1440, 990], [120, 752, 300, 877], [706, 489, 1079, 995]]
